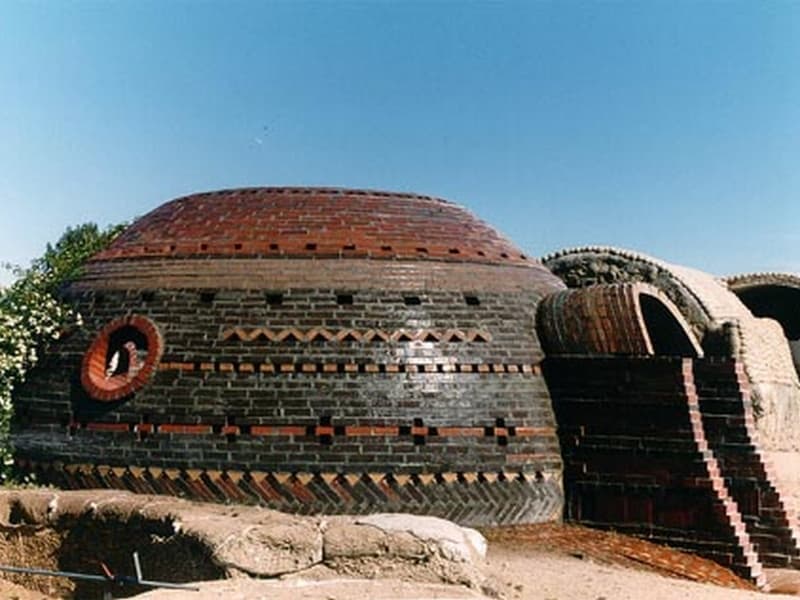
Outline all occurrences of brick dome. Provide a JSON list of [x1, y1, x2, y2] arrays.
[[14, 187, 564, 528], [93, 187, 532, 265]]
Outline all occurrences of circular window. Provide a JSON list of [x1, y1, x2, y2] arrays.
[[81, 315, 164, 402]]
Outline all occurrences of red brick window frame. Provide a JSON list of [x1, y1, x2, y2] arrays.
[[81, 315, 164, 402]]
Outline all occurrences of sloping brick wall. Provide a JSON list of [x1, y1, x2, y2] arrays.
[[545, 356, 765, 586], [695, 358, 800, 568]]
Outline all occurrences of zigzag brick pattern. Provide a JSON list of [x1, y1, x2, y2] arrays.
[[220, 327, 492, 343]]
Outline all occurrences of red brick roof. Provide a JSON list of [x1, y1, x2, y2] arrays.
[[92, 187, 534, 265]]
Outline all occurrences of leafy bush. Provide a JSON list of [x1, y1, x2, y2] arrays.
[[0, 223, 126, 481]]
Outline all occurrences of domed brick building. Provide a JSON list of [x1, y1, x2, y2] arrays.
[[13, 187, 565, 526], [15, 187, 800, 587]]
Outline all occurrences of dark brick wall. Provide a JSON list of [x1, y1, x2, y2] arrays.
[[694, 358, 800, 569], [545, 356, 765, 585], [14, 277, 562, 526]]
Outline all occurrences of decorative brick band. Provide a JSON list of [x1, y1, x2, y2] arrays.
[[725, 272, 800, 291], [221, 327, 492, 344], [70, 258, 561, 293], [156, 360, 542, 375], [18, 459, 563, 527], [63, 419, 556, 446]]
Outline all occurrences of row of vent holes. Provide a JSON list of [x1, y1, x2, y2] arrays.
[[198, 292, 481, 306], [129, 292, 481, 306], [189, 242, 524, 260], [229, 293, 481, 306]]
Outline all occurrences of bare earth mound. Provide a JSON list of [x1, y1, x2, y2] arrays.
[[0, 489, 488, 599], [1, 489, 800, 598]]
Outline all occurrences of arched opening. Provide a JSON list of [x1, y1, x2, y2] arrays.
[[640, 293, 701, 357], [734, 285, 800, 374], [536, 283, 702, 358]]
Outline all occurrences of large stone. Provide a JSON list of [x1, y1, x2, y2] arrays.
[[0, 490, 490, 596]]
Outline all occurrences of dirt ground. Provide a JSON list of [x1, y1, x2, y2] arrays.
[[0, 579, 52, 600], [484, 545, 799, 600], [124, 542, 800, 600], [5, 479, 800, 599], [8, 531, 800, 600]]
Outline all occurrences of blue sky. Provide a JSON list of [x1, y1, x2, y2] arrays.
[[1, 1, 798, 285]]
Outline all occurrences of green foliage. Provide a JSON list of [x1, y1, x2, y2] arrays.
[[0, 222, 125, 481], [33, 222, 128, 295]]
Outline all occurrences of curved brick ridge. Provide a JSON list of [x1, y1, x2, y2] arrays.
[[16, 461, 562, 527], [92, 187, 532, 265], [725, 272, 800, 289], [537, 283, 703, 358], [543, 246, 721, 334]]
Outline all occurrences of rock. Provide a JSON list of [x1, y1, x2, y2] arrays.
[[207, 518, 323, 576], [0, 490, 489, 594], [355, 513, 487, 562], [323, 519, 394, 559]]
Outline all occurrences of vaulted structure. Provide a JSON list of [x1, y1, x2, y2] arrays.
[[13, 189, 800, 589]]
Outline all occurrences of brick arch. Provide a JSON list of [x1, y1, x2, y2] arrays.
[[81, 315, 164, 402], [543, 248, 800, 442], [536, 282, 702, 358], [638, 290, 703, 357]]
